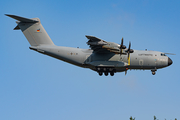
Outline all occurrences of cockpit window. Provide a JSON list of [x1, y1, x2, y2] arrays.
[[161, 53, 166, 56]]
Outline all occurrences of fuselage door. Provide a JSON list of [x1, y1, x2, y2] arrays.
[[139, 59, 143, 66]]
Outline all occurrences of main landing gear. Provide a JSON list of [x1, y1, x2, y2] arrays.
[[97, 67, 116, 76]]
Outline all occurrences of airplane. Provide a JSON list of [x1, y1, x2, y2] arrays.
[[6, 14, 174, 76]]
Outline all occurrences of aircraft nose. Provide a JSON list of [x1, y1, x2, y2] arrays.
[[168, 57, 173, 66]]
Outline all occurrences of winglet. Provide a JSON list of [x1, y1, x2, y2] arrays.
[[5, 14, 38, 23]]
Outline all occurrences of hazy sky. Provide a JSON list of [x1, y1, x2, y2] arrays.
[[1, 0, 180, 120]]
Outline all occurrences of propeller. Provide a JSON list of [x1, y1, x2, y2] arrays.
[[125, 42, 134, 65], [119, 37, 126, 55]]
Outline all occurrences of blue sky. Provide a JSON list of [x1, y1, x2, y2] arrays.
[[1, 0, 180, 120]]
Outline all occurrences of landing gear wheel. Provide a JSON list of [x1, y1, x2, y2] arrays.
[[109, 68, 113, 72], [98, 72, 103, 76], [96, 67, 116, 76], [104, 72, 108, 76], [97, 67, 101, 71], [151, 68, 157, 75], [152, 71, 156, 75], [151, 69, 156, 75], [110, 72, 114, 76]]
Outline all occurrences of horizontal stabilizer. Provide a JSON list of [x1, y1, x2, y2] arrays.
[[5, 14, 38, 23]]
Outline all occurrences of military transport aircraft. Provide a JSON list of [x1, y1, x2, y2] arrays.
[[6, 14, 173, 76]]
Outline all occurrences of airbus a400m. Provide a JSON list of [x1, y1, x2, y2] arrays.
[[6, 14, 173, 76]]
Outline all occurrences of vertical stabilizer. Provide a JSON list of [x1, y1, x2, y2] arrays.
[[5, 14, 54, 46]]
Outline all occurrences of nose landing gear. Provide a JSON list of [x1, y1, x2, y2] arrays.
[[151, 69, 157, 75]]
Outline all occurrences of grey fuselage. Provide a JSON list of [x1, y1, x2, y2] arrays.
[[30, 45, 171, 72], [6, 14, 172, 75]]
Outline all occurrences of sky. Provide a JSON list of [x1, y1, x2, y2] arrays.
[[1, 0, 180, 120]]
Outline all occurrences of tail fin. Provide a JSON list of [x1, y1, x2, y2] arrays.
[[5, 14, 54, 46]]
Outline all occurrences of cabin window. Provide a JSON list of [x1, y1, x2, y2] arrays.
[[161, 53, 166, 56]]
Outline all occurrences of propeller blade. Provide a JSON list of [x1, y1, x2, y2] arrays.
[[119, 37, 123, 55], [128, 42, 131, 51], [126, 41, 133, 65], [121, 37, 123, 48], [125, 68, 128, 75], [127, 42, 131, 59], [164, 53, 176, 55], [127, 52, 130, 59]]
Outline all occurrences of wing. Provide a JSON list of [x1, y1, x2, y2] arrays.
[[86, 35, 121, 54]]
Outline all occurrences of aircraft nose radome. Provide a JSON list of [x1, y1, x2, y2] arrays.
[[168, 57, 173, 66]]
